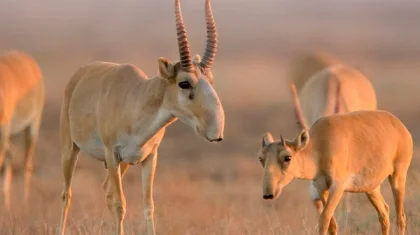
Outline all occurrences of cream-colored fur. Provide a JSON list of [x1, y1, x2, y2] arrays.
[[58, 1, 224, 235], [289, 63, 377, 219], [291, 64, 377, 129], [0, 50, 44, 210], [259, 110, 412, 235]]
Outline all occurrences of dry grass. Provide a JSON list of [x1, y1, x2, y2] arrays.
[[1, 0, 420, 234], [1, 63, 419, 235]]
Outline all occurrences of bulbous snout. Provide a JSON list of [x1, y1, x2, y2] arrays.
[[262, 167, 281, 200], [211, 137, 223, 142], [199, 100, 225, 143], [263, 187, 281, 200], [196, 124, 224, 142], [192, 79, 225, 142], [203, 121, 224, 143]]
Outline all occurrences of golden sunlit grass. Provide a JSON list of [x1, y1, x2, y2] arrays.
[[1, 61, 420, 234], [1, 155, 420, 235]]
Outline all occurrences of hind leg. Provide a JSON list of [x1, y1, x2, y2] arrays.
[[389, 172, 407, 235], [365, 186, 390, 235], [58, 141, 80, 235], [23, 115, 42, 205]]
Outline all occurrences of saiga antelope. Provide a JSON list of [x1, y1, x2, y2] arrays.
[[289, 51, 339, 93], [258, 109, 412, 235], [289, 63, 377, 219], [58, 0, 224, 234], [0, 50, 44, 210]]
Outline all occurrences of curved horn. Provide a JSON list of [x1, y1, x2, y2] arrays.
[[199, 0, 218, 68], [175, 0, 194, 72]]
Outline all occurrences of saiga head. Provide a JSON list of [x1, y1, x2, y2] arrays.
[[159, 0, 224, 143], [258, 130, 310, 199]]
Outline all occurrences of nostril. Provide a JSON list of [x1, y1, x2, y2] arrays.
[[263, 194, 274, 200], [209, 137, 223, 142]]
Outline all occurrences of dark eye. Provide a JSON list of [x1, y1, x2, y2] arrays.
[[178, 81, 191, 89], [284, 156, 291, 162]]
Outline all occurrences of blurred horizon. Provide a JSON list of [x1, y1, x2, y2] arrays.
[[1, 0, 420, 62]]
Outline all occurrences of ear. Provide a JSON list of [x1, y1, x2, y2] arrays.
[[158, 57, 175, 80], [262, 132, 274, 147], [193, 54, 201, 63], [279, 135, 285, 146], [294, 129, 310, 151]]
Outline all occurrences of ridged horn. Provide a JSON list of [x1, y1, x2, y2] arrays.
[[199, 0, 218, 68], [175, 0, 194, 72]]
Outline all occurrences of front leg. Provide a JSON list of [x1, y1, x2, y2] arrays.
[[310, 182, 323, 214], [317, 189, 339, 235], [103, 163, 130, 213], [0, 125, 11, 210], [2, 149, 13, 211], [104, 148, 126, 235], [319, 184, 344, 235], [142, 151, 158, 235]]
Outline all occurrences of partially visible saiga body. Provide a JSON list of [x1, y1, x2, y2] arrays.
[[58, 1, 224, 235], [289, 50, 339, 93], [290, 64, 377, 130], [0, 50, 45, 210], [289, 63, 377, 218], [258, 110, 413, 235]]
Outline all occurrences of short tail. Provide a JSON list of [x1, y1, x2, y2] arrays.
[[289, 82, 309, 130]]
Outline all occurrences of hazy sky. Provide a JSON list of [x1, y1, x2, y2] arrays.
[[1, 0, 419, 59]]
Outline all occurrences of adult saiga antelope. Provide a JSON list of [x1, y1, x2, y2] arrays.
[[58, 0, 224, 234], [0, 50, 44, 210], [289, 63, 377, 218], [258, 109, 412, 235], [289, 51, 339, 93]]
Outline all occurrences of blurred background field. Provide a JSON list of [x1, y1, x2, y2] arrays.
[[1, 0, 420, 234]]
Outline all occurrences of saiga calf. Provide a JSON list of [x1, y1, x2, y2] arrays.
[[289, 63, 377, 219], [258, 110, 412, 235]]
